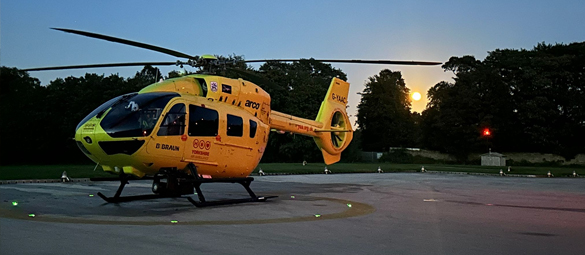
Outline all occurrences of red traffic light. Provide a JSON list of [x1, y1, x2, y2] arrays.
[[482, 128, 491, 136]]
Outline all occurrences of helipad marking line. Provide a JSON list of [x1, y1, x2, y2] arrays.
[[0, 196, 376, 226], [0, 186, 88, 196]]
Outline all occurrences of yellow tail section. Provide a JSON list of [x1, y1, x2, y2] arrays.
[[313, 78, 353, 164], [269, 78, 353, 164]]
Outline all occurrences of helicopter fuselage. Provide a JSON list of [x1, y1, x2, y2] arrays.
[[75, 74, 272, 178], [75, 74, 353, 178]]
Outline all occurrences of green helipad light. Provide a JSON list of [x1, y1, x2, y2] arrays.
[[291, 195, 296, 199], [347, 203, 352, 208], [314, 214, 321, 218], [171, 220, 178, 224], [28, 214, 36, 218], [12, 201, 18, 206], [89, 194, 94, 197]]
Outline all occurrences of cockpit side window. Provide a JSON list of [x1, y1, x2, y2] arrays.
[[188, 105, 218, 136], [157, 103, 186, 136]]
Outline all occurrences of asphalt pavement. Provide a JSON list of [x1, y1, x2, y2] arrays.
[[1, 173, 584, 255]]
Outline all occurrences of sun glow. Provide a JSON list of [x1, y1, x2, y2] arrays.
[[412, 92, 421, 101]]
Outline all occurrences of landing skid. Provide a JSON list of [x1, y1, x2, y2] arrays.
[[97, 173, 181, 203], [97, 193, 179, 203], [96, 164, 276, 207], [186, 177, 277, 207]]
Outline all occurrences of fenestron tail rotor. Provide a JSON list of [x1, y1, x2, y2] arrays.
[[330, 111, 348, 148]]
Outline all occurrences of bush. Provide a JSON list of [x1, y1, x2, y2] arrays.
[[508, 159, 564, 167], [379, 150, 414, 163]]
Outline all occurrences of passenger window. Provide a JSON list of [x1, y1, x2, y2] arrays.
[[227, 114, 243, 137], [188, 105, 218, 136], [157, 104, 186, 136], [249, 120, 257, 138]]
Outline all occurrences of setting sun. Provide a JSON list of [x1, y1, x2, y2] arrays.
[[412, 92, 421, 101]]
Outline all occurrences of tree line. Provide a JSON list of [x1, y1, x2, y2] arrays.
[[0, 42, 583, 165], [358, 42, 585, 161], [0, 59, 347, 164]]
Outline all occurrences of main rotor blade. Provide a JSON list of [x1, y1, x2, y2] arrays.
[[22, 62, 177, 71], [244, 59, 442, 65], [52, 28, 194, 59]]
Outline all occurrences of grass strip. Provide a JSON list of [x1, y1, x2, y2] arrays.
[[1, 163, 584, 180]]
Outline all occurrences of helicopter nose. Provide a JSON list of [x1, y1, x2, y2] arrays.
[[82, 136, 93, 144], [75, 118, 99, 160]]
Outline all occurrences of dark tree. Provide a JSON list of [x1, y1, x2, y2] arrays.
[[0, 67, 45, 164], [0, 65, 158, 165], [257, 59, 347, 162], [356, 69, 415, 151], [421, 42, 585, 160], [127, 65, 163, 88]]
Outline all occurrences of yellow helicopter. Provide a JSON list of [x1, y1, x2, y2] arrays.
[[25, 28, 441, 206]]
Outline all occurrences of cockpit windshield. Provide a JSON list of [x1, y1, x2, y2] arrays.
[[75, 93, 138, 131], [100, 92, 179, 137]]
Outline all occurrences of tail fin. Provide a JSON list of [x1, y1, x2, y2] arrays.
[[313, 78, 354, 164], [268, 77, 354, 165]]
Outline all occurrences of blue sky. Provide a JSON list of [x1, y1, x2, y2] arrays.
[[2, 0, 584, 120]]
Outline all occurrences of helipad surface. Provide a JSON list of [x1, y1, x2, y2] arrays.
[[1, 173, 584, 255]]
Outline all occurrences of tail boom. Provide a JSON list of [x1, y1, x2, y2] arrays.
[[269, 111, 324, 137], [268, 78, 354, 165]]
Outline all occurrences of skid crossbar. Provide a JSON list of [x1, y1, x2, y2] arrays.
[[97, 173, 180, 203]]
